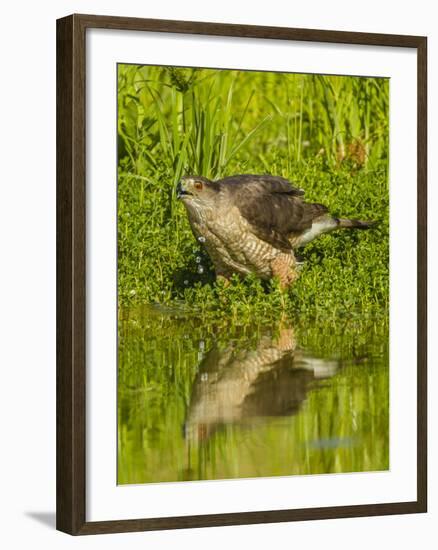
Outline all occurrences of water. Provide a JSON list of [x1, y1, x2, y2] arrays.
[[118, 306, 389, 484]]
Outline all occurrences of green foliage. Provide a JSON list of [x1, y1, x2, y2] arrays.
[[117, 64, 389, 317]]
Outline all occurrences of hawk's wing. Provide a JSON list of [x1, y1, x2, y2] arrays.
[[219, 175, 327, 251], [219, 174, 305, 197]]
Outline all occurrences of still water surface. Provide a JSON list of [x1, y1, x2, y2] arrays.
[[118, 306, 389, 484]]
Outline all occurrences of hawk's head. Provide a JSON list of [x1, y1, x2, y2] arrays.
[[177, 176, 220, 205]]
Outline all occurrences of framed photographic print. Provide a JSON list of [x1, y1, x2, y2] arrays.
[[56, 14, 427, 535]]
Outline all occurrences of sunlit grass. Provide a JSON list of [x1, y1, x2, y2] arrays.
[[117, 64, 389, 319]]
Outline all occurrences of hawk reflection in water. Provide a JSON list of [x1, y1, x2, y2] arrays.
[[177, 174, 376, 287], [183, 326, 339, 444]]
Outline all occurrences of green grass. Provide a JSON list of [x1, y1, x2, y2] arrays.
[[117, 64, 389, 318]]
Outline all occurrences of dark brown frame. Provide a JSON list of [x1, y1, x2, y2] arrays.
[[57, 13, 427, 535]]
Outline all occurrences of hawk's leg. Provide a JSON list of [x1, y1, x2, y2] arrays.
[[271, 252, 299, 289], [276, 327, 296, 352]]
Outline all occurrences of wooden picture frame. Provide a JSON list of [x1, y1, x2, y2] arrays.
[[56, 13, 427, 535]]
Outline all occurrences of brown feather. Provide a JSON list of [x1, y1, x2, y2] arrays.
[[218, 175, 328, 251], [218, 174, 305, 196]]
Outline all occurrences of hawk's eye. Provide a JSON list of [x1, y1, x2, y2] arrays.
[[194, 181, 203, 191]]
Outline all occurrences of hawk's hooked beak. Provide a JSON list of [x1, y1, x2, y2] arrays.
[[176, 180, 190, 199]]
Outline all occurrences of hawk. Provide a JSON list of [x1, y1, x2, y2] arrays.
[[183, 326, 340, 443], [177, 174, 375, 288]]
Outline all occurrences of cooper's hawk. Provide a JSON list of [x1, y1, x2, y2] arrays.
[[177, 174, 375, 288], [183, 327, 340, 443]]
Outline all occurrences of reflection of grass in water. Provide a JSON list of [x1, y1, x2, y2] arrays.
[[118, 65, 389, 318], [117, 310, 389, 484]]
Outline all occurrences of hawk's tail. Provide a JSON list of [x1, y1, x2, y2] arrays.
[[335, 218, 377, 230], [294, 212, 377, 247]]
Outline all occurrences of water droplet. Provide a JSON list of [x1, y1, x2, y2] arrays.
[[198, 236, 206, 243], [195, 256, 202, 263], [197, 265, 204, 274]]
